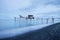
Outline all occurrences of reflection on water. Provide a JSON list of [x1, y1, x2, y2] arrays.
[[0, 19, 38, 30], [0, 18, 60, 30], [0, 18, 43, 30]]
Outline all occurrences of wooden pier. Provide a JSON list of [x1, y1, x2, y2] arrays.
[[14, 16, 60, 25]]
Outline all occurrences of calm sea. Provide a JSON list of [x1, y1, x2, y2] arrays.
[[0, 18, 60, 30]]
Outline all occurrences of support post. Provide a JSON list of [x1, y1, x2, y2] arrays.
[[52, 17, 54, 23], [46, 18, 49, 24]]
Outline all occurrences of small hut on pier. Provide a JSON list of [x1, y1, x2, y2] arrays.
[[26, 15, 34, 19]]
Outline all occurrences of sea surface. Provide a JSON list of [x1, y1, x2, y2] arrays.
[[0, 18, 60, 31]]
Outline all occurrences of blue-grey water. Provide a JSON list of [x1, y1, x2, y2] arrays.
[[0, 18, 38, 30], [0, 18, 60, 31], [0, 18, 44, 30]]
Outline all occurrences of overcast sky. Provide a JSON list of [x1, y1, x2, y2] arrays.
[[0, 0, 60, 19]]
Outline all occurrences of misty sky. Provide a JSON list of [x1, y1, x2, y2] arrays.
[[0, 0, 60, 19]]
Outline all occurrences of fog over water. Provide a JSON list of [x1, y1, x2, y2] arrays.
[[0, 0, 60, 30]]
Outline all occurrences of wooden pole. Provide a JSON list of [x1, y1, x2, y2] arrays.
[[52, 17, 54, 23], [14, 17, 16, 22], [46, 18, 49, 24]]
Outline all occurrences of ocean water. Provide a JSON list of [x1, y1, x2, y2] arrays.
[[0, 19, 36, 30], [0, 19, 15, 30], [0, 18, 60, 31]]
